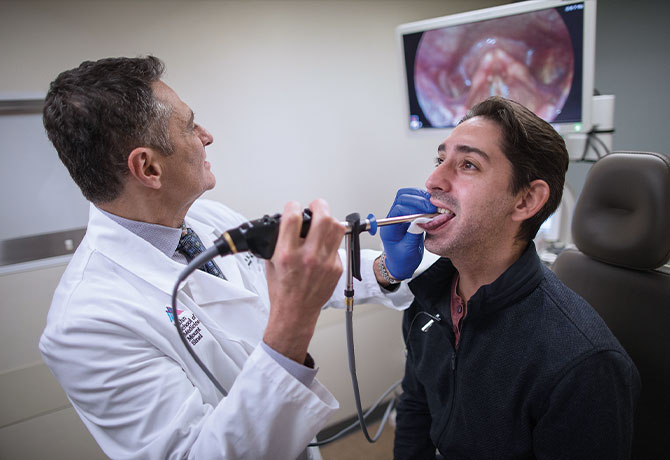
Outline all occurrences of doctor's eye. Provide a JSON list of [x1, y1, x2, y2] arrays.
[[434, 157, 444, 167]]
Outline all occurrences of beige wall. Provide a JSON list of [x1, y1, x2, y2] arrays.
[[0, 1, 507, 457]]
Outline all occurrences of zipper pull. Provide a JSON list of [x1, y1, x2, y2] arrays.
[[451, 352, 456, 371]]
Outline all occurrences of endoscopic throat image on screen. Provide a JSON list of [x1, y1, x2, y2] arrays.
[[414, 9, 575, 128]]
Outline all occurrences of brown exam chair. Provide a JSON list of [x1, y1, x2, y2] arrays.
[[552, 151, 670, 458]]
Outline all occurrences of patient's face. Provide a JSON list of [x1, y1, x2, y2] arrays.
[[423, 116, 518, 259]]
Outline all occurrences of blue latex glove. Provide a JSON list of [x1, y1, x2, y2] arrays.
[[380, 188, 437, 280]]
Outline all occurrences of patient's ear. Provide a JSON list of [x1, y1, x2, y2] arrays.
[[127, 147, 162, 190], [511, 179, 550, 223]]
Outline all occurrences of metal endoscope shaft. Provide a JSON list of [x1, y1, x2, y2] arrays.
[[341, 212, 438, 233]]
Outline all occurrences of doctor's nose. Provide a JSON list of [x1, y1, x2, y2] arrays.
[[198, 125, 214, 147]]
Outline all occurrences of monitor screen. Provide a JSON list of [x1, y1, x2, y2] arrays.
[[398, 0, 596, 135]]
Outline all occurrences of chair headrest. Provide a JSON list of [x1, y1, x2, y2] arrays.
[[572, 151, 670, 270]]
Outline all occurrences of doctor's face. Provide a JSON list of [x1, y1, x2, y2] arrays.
[[152, 81, 216, 203], [422, 116, 519, 259]]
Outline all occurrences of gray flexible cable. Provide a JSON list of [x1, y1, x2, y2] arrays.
[[344, 309, 392, 443], [171, 245, 228, 397], [172, 238, 401, 446], [309, 376, 400, 446]]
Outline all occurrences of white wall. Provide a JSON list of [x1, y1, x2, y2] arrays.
[[594, 0, 670, 154], [0, 0, 505, 223], [560, 0, 670, 214], [0, 0, 508, 457]]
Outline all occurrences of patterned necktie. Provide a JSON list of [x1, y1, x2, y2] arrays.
[[177, 225, 226, 280]]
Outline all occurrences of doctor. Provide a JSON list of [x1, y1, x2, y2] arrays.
[[39, 56, 412, 459]]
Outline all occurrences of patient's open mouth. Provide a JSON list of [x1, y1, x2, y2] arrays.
[[418, 207, 454, 231]]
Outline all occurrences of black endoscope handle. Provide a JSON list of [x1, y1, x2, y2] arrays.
[[218, 209, 313, 260]]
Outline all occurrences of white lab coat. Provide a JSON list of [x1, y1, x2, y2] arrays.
[[39, 200, 413, 460]]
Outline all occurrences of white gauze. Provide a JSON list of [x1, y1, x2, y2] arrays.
[[407, 216, 437, 234]]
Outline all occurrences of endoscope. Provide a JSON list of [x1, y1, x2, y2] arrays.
[[171, 209, 436, 445]]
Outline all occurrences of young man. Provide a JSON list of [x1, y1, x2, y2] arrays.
[[378, 97, 640, 459], [39, 56, 412, 459]]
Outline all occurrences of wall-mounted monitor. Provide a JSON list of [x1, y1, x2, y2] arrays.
[[397, 0, 597, 135]]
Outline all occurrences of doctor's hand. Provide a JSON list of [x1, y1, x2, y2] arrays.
[[263, 199, 344, 364], [378, 188, 436, 282]]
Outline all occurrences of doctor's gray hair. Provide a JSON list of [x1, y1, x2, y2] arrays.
[[43, 56, 172, 203], [461, 96, 569, 243]]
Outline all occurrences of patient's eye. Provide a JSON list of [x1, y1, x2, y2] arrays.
[[434, 157, 444, 167], [461, 159, 478, 171]]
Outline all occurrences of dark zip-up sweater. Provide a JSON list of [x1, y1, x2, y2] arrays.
[[394, 244, 640, 460]]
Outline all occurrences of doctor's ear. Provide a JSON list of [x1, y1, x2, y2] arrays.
[[511, 179, 550, 223], [127, 147, 163, 190]]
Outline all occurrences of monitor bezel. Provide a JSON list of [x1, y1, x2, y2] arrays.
[[396, 0, 597, 136]]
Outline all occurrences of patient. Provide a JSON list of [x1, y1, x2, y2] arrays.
[[377, 96, 640, 459]]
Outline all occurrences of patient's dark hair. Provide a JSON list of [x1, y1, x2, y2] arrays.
[[462, 96, 569, 242], [43, 56, 172, 203]]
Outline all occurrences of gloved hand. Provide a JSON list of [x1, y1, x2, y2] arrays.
[[380, 188, 437, 280]]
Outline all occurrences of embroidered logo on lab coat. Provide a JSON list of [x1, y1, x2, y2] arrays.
[[166, 307, 204, 346], [165, 306, 183, 324]]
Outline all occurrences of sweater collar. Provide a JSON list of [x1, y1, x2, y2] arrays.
[[409, 242, 544, 318]]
